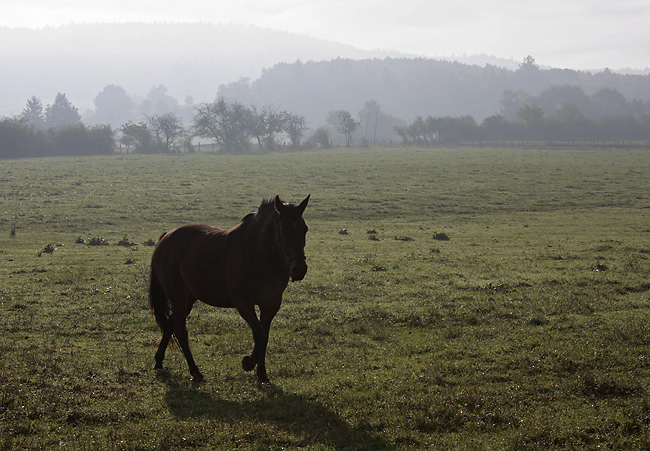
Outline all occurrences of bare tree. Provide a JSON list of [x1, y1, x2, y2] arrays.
[[145, 112, 185, 153]]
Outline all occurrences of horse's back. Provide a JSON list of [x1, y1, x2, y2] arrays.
[[152, 224, 235, 307], [154, 224, 227, 265]]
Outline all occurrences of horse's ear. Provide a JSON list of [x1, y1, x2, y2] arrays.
[[274, 195, 285, 214], [297, 194, 310, 215]]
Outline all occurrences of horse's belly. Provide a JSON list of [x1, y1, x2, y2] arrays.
[[199, 294, 234, 308], [195, 284, 233, 308], [183, 273, 233, 308]]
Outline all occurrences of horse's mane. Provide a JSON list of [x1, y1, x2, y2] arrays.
[[255, 198, 278, 219], [238, 198, 277, 227]]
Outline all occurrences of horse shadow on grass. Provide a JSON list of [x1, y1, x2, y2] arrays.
[[158, 371, 389, 450]]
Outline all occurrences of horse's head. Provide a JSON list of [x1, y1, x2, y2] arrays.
[[274, 194, 310, 281]]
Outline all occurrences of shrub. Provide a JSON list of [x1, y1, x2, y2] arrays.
[[86, 237, 108, 246], [116, 235, 136, 247], [38, 242, 57, 256]]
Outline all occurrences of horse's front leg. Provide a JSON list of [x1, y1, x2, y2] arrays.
[[238, 299, 280, 382], [254, 301, 280, 382], [237, 302, 264, 372]]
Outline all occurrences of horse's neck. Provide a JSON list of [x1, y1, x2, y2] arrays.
[[250, 216, 282, 259]]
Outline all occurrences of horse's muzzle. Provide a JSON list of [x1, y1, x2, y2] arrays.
[[289, 258, 308, 282]]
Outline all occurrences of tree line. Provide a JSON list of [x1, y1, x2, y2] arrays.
[[3, 55, 650, 159], [120, 99, 309, 154], [3, 83, 391, 158], [1, 93, 112, 158], [3, 92, 650, 159], [395, 107, 650, 146], [220, 56, 650, 128], [0, 119, 114, 159], [393, 58, 650, 146], [1, 94, 318, 158]]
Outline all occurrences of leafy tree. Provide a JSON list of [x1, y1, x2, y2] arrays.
[[500, 90, 531, 120], [0, 118, 39, 158], [591, 88, 630, 117], [86, 125, 115, 155], [145, 112, 185, 153], [536, 85, 591, 117], [440, 116, 481, 143], [45, 93, 81, 129], [481, 114, 512, 141], [120, 121, 154, 153], [250, 105, 286, 151], [50, 124, 114, 156], [411, 116, 431, 144], [517, 104, 545, 125], [328, 110, 360, 147], [395, 116, 435, 145], [517, 104, 546, 140], [394, 124, 410, 145], [308, 127, 331, 149], [424, 116, 443, 143], [140, 84, 179, 115], [20, 96, 45, 129], [192, 98, 252, 153], [93, 84, 135, 127], [283, 112, 307, 148]]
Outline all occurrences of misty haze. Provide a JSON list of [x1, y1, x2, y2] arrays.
[[1, 23, 650, 158]]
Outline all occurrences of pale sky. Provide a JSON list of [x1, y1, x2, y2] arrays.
[[2, 0, 650, 70]]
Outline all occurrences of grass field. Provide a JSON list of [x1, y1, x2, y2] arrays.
[[1, 146, 649, 450]]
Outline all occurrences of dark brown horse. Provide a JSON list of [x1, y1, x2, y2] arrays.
[[149, 195, 310, 382]]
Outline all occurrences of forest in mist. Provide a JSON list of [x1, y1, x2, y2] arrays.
[[2, 24, 649, 124], [2, 23, 650, 158], [218, 57, 650, 126]]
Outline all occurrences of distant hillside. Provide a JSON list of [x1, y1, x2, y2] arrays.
[[218, 58, 650, 126], [0, 23, 399, 116]]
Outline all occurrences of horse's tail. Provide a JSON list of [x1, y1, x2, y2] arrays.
[[149, 266, 171, 332], [149, 234, 172, 332]]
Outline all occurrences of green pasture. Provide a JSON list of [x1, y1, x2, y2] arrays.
[[1, 146, 649, 450]]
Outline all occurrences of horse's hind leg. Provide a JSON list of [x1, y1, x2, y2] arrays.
[[168, 297, 203, 382], [154, 329, 173, 369], [174, 316, 204, 382]]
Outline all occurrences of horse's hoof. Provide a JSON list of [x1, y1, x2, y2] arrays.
[[258, 375, 270, 384], [154, 362, 163, 370], [242, 356, 255, 372], [192, 373, 205, 383]]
